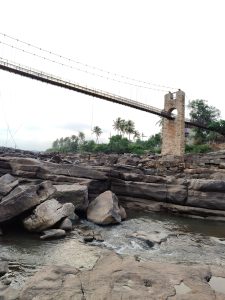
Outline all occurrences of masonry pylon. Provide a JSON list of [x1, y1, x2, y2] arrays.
[[161, 90, 185, 156]]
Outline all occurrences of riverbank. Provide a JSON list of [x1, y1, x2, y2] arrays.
[[1, 149, 225, 299]]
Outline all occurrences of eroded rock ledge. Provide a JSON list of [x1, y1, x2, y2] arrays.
[[1, 150, 225, 223]]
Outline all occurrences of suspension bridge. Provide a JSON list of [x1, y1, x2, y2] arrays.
[[0, 33, 223, 156], [0, 57, 214, 131]]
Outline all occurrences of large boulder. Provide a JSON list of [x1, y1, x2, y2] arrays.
[[87, 191, 126, 225], [0, 181, 56, 223], [23, 199, 75, 232]]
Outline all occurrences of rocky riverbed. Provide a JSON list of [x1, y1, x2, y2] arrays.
[[1, 148, 225, 299]]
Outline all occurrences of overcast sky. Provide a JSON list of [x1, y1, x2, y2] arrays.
[[0, 0, 224, 151]]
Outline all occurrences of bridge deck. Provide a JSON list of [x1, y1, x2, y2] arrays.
[[0, 58, 221, 133]]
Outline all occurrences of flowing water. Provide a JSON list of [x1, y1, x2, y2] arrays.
[[1, 210, 225, 289]]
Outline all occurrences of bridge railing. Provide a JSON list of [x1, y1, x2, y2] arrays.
[[0, 57, 172, 118]]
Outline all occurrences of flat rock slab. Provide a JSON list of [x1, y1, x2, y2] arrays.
[[40, 229, 66, 240], [20, 253, 224, 300]]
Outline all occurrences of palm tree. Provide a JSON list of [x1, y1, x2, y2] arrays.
[[78, 131, 85, 143], [133, 130, 140, 141], [71, 135, 78, 152], [113, 117, 125, 136], [125, 120, 135, 140], [59, 137, 64, 150], [92, 126, 102, 143]]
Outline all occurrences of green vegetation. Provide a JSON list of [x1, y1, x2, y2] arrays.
[[48, 101, 225, 155], [48, 119, 162, 155], [187, 99, 225, 144], [92, 126, 102, 143], [185, 144, 212, 154]]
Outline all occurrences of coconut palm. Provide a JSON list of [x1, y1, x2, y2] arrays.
[[113, 117, 125, 136], [78, 131, 85, 143], [133, 130, 140, 141], [125, 120, 135, 140], [92, 126, 102, 143]]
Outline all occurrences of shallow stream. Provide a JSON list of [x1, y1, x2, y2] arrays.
[[1, 210, 225, 289]]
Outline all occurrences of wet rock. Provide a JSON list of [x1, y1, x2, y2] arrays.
[[94, 233, 104, 242], [59, 218, 73, 231], [20, 253, 216, 300], [0, 174, 19, 198], [40, 229, 66, 240], [129, 231, 168, 247], [81, 230, 104, 243], [0, 262, 8, 276], [87, 191, 125, 225], [0, 181, 56, 223], [23, 199, 75, 232]]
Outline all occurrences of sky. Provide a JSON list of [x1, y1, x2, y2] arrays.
[[0, 0, 225, 151]]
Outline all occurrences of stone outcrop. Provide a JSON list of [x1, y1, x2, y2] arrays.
[[23, 199, 75, 232], [1, 151, 225, 222], [87, 191, 126, 225], [0, 181, 56, 223], [19, 252, 225, 300]]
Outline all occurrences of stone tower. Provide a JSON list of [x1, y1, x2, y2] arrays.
[[161, 90, 185, 156]]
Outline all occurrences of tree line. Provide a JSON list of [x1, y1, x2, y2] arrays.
[[49, 117, 161, 155], [48, 100, 225, 155]]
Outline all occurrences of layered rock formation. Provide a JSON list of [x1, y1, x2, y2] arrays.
[[1, 150, 225, 230]]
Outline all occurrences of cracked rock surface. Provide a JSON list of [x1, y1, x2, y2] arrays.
[[19, 252, 225, 300]]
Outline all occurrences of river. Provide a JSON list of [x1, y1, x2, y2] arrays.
[[1, 210, 225, 289]]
